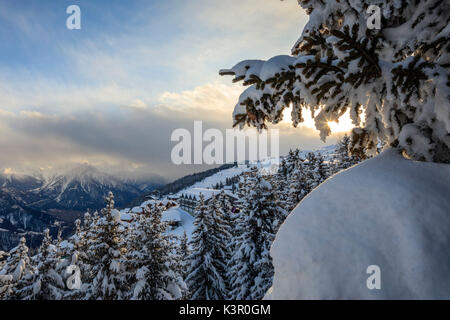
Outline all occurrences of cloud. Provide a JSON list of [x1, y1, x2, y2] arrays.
[[0, 1, 53, 41], [156, 82, 242, 123], [159, 83, 240, 111], [0, 81, 344, 180], [19, 111, 55, 119], [122, 99, 148, 110], [0, 82, 239, 179], [53, 0, 308, 94], [0, 1, 339, 180], [0, 74, 153, 115], [0, 109, 14, 117], [189, 0, 306, 35]]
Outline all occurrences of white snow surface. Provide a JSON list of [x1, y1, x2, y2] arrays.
[[161, 207, 182, 223], [165, 207, 195, 238], [171, 160, 283, 198], [120, 205, 194, 239], [267, 149, 450, 299], [174, 165, 249, 196]]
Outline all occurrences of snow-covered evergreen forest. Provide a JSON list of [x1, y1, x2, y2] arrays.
[[0, 138, 361, 300]]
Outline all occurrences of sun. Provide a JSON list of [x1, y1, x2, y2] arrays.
[[282, 108, 355, 133], [327, 111, 355, 133]]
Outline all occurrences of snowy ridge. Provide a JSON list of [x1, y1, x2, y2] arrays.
[[35, 165, 129, 196]]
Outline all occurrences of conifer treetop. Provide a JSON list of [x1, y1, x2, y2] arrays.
[[220, 0, 450, 163]]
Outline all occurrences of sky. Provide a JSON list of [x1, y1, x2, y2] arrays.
[[0, 0, 351, 181]]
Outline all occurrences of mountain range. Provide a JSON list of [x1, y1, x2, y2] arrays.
[[0, 165, 165, 250]]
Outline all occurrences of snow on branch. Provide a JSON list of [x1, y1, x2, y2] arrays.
[[221, 0, 450, 162]]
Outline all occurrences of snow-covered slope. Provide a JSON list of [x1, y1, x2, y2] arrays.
[[0, 173, 42, 191], [120, 204, 194, 240], [163, 206, 195, 238], [123, 146, 335, 240], [171, 159, 282, 197], [267, 149, 450, 299], [172, 165, 249, 196]]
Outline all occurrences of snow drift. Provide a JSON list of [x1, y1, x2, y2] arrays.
[[267, 149, 450, 299]]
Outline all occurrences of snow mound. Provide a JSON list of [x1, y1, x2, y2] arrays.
[[162, 208, 182, 223], [267, 149, 450, 299], [164, 207, 195, 239]]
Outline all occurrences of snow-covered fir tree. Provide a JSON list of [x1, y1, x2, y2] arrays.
[[285, 160, 307, 213], [302, 152, 327, 191], [0, 273, 12, 299], [53, 226, 63, 258], [0, 250, 11, 299], [210, 193, 234, 295], [186, 194, 230, 300], [0, 255, 12, 299], [215, 191, 235, 262], [63, 217, 93, 298], [228, 172, 282, 300], [62, 214, 96, 299], [284, 149, 301, 176], [332, 135, 363, 173], [272, 172, 288, 204], [82, 192, 129, 300], [176, 231, 190, 299], [0, 237, 34, 299], [127, 204, 186, 300], [228, 172, 259, 300], [220, 0, 450, 163], [14, 229, 65, 300], [278, 157, 288, 178]]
